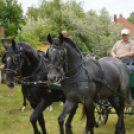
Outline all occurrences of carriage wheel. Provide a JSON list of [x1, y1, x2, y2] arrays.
[[124, 105, 134, 118], [95, 102, 110, 127]]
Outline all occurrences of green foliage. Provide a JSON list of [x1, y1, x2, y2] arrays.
[[0, 0, 25, 37], [127, 12, 134, 24], [20, 0, 123, 58], [15, 32, 40, 48]]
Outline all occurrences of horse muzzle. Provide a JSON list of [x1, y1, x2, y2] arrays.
[[47, 74, 59, 83], [6, 76, 18, 88], [6, 82, 15, 88]]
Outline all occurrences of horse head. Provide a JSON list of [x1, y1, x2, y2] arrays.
[[46, 33, 69, 83], [1, 39, 24, 88]]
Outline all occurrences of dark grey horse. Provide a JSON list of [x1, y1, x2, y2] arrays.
[[1, 39, 78, 134], [46, 34, 130, 134]]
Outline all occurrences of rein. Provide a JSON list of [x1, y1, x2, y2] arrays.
[[19, 55, 46, 81]]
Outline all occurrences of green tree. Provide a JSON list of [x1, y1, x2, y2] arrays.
[[127, 12, 134, 24], [20, 0, 123, 58], [0, 0, 25, 37]]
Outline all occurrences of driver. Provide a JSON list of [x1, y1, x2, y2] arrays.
[[111, 28, 134, 65]]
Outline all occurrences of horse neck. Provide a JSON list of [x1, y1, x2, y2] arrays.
[[21, 51, 40, 77], [64, 43, 82, 76]]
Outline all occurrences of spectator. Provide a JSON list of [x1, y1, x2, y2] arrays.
[[0, 55, 4, 98], [62, 30, 68, 37], [8, 87, 14, 96], [5, 74, 14, 96]]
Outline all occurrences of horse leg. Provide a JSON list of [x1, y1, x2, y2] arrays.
[[38, 113, 47, 134], [83, 98, 95, 134], [30, 99, 51, 134], [22, 94, 26, 111], [108, 95, 126, 134], [118, 96, 126, 134], [58, 100, 77, 134], [65, 104, 78, 134], [21, 86, 26, 111]]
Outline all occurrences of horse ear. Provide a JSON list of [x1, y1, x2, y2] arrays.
[[47, 34, 52, 44], [12, 39, 16, 49], [59, 33, 64, 43], [1, 39, 8, 50]]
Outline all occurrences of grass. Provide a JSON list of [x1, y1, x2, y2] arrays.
[[0, 84, 134, 134]]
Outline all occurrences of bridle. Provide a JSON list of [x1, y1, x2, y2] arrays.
[[47, 45, 69, 72], [4, 44, 48, 84], [4, 45, 31, 76], [5, 49, 22, 75]]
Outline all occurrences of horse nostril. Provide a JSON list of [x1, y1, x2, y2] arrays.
[[10, 83, 14, 87], [53, 76, 57, 81], [47, 74, 50, 79], [47, 74, 58, 82], [53, 76, 56, 80], [10, 83, 15, 88]]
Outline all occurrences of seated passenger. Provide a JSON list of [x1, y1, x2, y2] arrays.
[[111, 29, 134, 68]]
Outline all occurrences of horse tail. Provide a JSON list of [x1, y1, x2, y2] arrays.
[[81, 105, 86, 120], [126, 73, 132, 103], [127, 87, 132, 102]]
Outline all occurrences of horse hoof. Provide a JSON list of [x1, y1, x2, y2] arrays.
[[66, 127, 73, 134], [120, 129, 126, 134], [21, 106, 26, 112], [21, 109, 24, 112], [66, 132, 73, 134], [115, 129, 125, 134]]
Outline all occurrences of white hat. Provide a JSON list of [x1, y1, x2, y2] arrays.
[[121, 29, 130, 35]]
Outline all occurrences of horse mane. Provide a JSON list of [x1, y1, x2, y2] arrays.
[[37, 50, 46, 57], [63, 37, 81, 53], [18, 42, 38, 57]]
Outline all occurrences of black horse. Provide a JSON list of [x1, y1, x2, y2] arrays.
[[3, 49, 47, 112], [1, 39, 78, 134], [46, 33, 130, 134]]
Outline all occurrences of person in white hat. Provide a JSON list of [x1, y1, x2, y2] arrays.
[[62, 30, 68, 37], [111, 28, 134, 65]]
